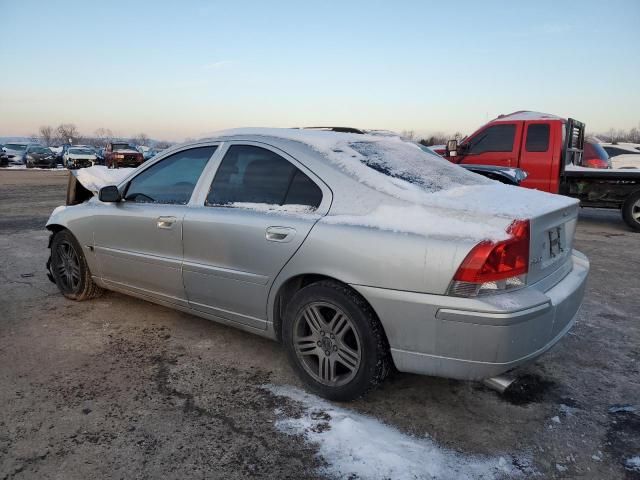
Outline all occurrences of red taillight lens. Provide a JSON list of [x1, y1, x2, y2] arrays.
[[583, 158, 608, 169], [454, 220, 530, 283]]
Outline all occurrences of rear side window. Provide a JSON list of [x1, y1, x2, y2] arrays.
[[525, 124, 550, 152], [467, 124, 516, 154], [206, 145, 322, 209], [125, 146, 216, 204]]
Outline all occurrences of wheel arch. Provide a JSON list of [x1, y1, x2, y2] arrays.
[[271, 273, 389, 347]]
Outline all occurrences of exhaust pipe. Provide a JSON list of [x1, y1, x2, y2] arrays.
[[482, 375, 517, 394]]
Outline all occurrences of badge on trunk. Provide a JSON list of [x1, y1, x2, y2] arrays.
[[548, 227, 564, 258]]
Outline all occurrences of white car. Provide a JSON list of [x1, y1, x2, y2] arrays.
[[63, 147, 98, 169], [600, 143, 640, 169]]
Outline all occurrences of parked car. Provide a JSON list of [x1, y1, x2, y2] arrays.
[[600, 143, 640, 169], [46, 129, 589, 400], [0, 144, 8, 167], [63, 147, 98, 169], [3, 142, 30, 166], [24, 145, 57, 168], [104, 142, 144, 168], [438, 111, 640, 230], [582, 140, 612, 169]]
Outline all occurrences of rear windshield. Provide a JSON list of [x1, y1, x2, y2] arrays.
[[584, 142, 609, 161], [112, 143, 134, 151], [346, 140, 489, 193], [29, 146, 50, 154], [5, 143, 27, 151]]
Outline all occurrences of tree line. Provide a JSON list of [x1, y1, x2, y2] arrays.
[[32, 124, 173, 149]]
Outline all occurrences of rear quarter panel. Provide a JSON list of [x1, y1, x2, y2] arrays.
[[268, 222, 476, 321]]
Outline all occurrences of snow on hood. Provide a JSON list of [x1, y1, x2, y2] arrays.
[[113, 149, 140, 154], [73, 165, 135, 193], [265, 384, 535, 480], [209, 128, 577, 241]]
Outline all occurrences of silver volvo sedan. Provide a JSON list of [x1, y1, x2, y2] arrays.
[[46, 129, 589, 400]]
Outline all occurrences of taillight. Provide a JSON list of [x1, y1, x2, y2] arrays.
[[448, 219, 529, 297], [583, 158, 608, 169]]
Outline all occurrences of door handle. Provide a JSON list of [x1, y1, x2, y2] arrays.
[[157, 216, 177, 229], [266, 226, 296, 243]]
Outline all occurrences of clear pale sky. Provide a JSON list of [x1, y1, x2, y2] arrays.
[[1, 0, 639, 141]]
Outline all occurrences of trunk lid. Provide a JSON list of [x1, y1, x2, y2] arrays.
[[526, 201, 579, 284]]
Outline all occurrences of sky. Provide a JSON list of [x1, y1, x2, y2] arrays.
[[1, 0, 639, 141]]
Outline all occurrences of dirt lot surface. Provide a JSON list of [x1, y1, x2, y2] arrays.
[[1, 169, 638, 479]]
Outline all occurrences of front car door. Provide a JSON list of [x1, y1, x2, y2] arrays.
[[93, 145, 218, 306], [182, 142, 331, 330], [457, 122, 522, 167]]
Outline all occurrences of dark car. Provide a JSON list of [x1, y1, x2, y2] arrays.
[[0, 144, 7, 167], [24, 145, 57, 168], [104, 142, 144, 168]]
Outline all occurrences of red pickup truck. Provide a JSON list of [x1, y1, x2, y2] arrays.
[[438, 111, 640, 230]]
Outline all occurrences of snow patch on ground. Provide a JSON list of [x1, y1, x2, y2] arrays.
[[73, 166, 136, 193], [265, 384, 534, 480]]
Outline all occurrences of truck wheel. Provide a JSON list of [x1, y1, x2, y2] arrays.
[[50, 229, 104, 301], [282, 280, 391, 401], [622, 191, 640, 232]]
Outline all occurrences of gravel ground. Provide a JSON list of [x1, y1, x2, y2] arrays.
[[0, 169, 638, 479]]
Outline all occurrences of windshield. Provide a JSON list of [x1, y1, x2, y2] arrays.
[[112, 143, 134, 151], [69, 148, 94, 155], [29, 146, 50, 154], [5, 144, 27, 151]]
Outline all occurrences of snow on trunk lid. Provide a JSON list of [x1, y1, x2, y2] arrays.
[[526, 201, 579, 285]]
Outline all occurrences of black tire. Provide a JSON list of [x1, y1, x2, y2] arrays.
[[282, 280, 391, 401], [622, 190, 640, 232], [50, 229, 103, 301]]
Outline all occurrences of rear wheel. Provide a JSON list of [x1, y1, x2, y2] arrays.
[[50, 230, 103, 300], [622, 191, 640, 232], [283, 280, 391, 401]]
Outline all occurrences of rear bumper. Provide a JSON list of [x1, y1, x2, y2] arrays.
[[353, 250, 589, 380]]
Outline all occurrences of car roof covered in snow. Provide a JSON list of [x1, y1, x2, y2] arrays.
[[493, 111, 566, 122]]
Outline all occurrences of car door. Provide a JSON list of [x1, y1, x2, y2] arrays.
[[457, 122, 522, 167], [182, 142, 331, 330], [93, 145, 218, 306], [519, 122, 558, 192]]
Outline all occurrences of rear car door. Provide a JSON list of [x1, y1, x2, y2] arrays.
[[93, 145, 218, 306], [182, 142, 330, 330], [458, 122, 522, 167], [519, 122, 558, 192]]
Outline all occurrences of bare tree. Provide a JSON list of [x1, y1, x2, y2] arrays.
[[132, 133, 150, 146], [56, 123, 79, 144], [38, 125, 54, 146], [94, 128, 114, 145], [401, 130, 416, 141]]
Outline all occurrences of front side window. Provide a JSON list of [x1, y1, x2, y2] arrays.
[[525, 124, 550, 152], [125, 146, 216, 204], [206, 145, 322, 209], [466, 124, 516, 154]]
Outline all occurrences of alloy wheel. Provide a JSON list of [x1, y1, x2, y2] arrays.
[[293, 302, 362, 386], [54, 241, 81, 292]]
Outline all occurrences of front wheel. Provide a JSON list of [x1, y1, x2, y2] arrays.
[[50, 229, 103, 300], [622, 191, 640, 232], [283, 281, 391, 401]]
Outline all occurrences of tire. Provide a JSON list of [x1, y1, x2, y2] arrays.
[[50, 229, 103, 301], [282, 280, 391, 401], [622, 190, 640, 232]]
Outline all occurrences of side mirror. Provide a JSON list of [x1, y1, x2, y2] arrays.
[[98, 185, 121, 202], [446, 139, 458, 157]]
